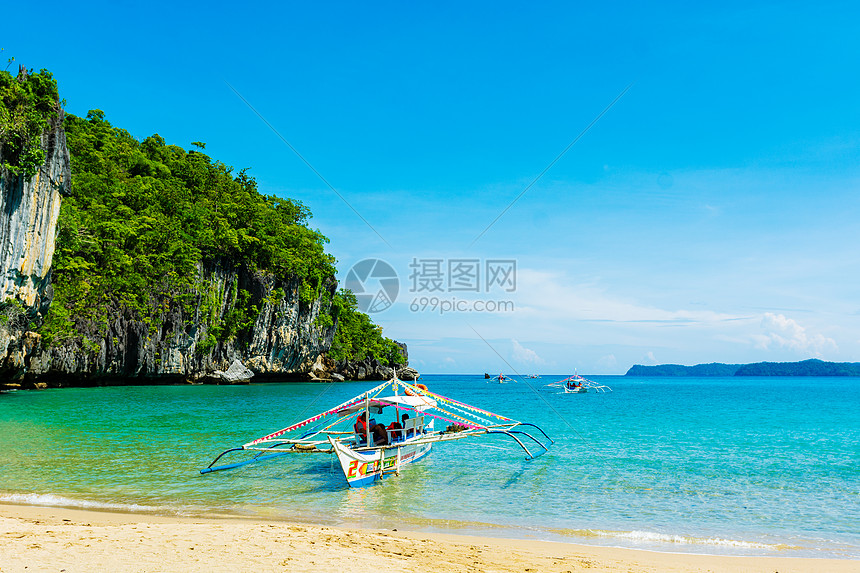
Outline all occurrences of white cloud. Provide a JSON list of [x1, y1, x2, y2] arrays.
[[643, 351, 657, 364], [511, 339, 544, 364], [754, 313, 837, 357], [510, 268, 740, 328]]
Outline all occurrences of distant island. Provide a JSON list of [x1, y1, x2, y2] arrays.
[[625, 359, 860, 376]]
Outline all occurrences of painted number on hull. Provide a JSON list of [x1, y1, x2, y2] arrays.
[[347, 460, 380, 479]]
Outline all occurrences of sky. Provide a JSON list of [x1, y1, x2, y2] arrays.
[[5, 1, 860, 374]]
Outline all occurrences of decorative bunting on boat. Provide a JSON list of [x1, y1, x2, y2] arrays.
[[400, 382, 512, 422], [245, 380, 390, 446]]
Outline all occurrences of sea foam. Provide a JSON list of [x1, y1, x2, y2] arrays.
[[0, 492, 162, 513], [549, 528, 799, 551]]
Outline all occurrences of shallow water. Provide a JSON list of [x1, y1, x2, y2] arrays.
[[0, 375, 857, 558]]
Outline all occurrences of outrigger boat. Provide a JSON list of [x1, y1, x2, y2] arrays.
[[201, 374, 552, 488], [491, 373, 514, 383], [548, 373, 612, 393]]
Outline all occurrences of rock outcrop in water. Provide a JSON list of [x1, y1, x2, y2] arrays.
[[0, 114, 70, 379], [335, 343, 420, 381], [306, 341, 419, 382]]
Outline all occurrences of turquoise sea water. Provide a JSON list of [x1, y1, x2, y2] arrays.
[[0, 375, 857, 558]]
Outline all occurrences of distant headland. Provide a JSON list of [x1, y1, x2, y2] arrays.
[[625, 359, 860, 376]]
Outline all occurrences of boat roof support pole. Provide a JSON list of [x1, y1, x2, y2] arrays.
[[394, 372, 400, 429], [365, 393, 371, 446]]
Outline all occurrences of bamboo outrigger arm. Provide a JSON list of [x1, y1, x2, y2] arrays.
[[201, 447, 294, 474], [485, 428, 550, 460], [512, 422, 554, 445]]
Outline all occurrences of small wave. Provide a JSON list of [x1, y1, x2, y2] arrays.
[[0, 492, 163, 513], [549, 528, 800, 551]]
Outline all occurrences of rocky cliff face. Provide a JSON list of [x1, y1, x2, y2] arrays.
[[22, 258, 338, 385], [0, 116, 70, 378], [305, 342, 417, 382], [334, 343, 418, 381]]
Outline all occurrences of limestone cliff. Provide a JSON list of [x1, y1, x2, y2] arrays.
[[23, 258, 338, 385], [0, 115, 70, 377]]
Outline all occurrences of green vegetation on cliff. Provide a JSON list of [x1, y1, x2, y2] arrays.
[[0, 67, 61, 177], [328, 290, 405, 365]]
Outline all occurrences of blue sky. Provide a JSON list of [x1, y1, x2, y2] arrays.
[[6, 1, 860, 373]]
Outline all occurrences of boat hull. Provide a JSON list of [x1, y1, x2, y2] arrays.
[[329, 436, 433, 487], [564, 386, 588, 393]]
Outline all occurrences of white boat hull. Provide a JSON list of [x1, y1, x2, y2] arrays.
[[329, 436, 433, 487]]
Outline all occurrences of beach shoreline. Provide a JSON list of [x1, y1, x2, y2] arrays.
[[1, 502, 856, 573]]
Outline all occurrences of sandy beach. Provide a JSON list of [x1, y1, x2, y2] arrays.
[[0, 504, 855, 573]]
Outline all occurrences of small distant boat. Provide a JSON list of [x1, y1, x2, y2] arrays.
[[201, 373, 552, 488], [563, 379, 588, 393], [491, 373, 514, 384], [548, 373, 612, 393], [526, 374, 541, 379]]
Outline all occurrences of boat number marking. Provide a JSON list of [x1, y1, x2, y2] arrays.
[[347, 453, 411, 479], [347, 460, 382, 479]]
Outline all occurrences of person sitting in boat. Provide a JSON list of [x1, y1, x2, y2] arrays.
[[371, 422, 388, 446], [354, 412, 389, 446], [354, 412, 369, 443], [387, 419, 404, 442], [354, 412, 367, 434]]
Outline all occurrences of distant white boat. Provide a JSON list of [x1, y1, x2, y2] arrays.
[[548, 373, 612, 393]]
